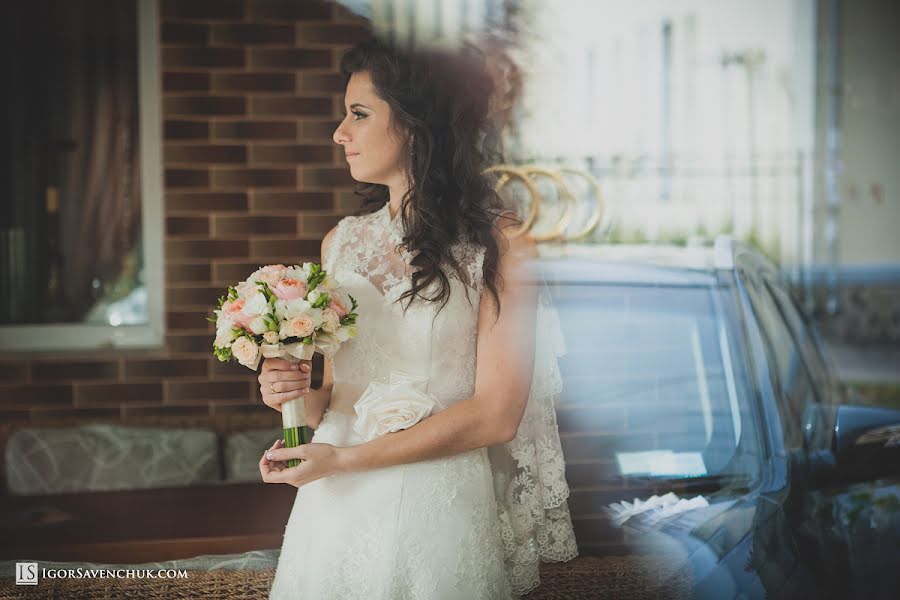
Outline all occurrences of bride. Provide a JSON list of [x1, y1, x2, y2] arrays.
[[258, 38, 577, 599]]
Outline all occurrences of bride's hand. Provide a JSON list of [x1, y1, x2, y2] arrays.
[[259, 441, 348, 488], [258, 358, 312, 413]]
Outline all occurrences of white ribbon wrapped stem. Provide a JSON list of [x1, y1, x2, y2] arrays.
[[261, 342, 316, 430]]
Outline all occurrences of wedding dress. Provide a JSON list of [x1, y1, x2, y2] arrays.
[[268, 201, 577, 600]]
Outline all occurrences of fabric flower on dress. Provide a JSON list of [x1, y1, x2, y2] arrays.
[[353, 370, 439, 441]]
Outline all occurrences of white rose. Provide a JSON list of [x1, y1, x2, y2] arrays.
[[320, 308, 340, 334], [249, 316, 268, 335], [263, 331, 280, 344], [353, 375, 437, 442], [283, 298, 312, 319], [284, 266, 306, 281], [308, 307, 324, 327], [335, 326, 350, 342], [215, 317, 237, 348], [307, 289, 321, 304], [322, 275, 338, 289], [273, 299, 288, 321], [231, 337, 260, 368], [231, 281, 254, 300], [241, 292, 269, 318]]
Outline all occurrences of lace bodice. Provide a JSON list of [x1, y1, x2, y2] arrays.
[[324, 201, 485, 412]]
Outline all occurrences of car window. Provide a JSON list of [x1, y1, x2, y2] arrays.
[[553, 280, 761, 492], [742, 274, 817, 450], [763, 278, 832, 396]]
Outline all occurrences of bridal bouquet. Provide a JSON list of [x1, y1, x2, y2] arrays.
[[209, 263, 358, 466]]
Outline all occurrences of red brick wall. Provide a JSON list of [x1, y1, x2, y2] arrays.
[[0, 0, 370, 485]]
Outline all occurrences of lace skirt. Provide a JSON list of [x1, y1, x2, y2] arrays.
[[268, 410, 517, 600]]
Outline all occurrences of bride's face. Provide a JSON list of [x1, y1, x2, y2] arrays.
[[333, 71, 408, 188]]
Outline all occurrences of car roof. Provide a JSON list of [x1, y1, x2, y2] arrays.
[[529, 240, 731, 286]]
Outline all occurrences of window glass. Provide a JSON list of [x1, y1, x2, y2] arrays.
[[555, 279, 761, 493]]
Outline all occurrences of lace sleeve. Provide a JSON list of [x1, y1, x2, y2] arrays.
[[487, 275, 579, 596]]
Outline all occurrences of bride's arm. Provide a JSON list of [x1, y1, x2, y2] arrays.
[[339, 221, 539, 472]]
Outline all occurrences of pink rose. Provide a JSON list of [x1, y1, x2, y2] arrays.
[[223, 298, 253, 329], [272, 277, 308, 301], [328, 295, 349, 319], [287, 315, 315, 338]]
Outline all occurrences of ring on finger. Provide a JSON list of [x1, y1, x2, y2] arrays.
[[269, 382, 277, 394]]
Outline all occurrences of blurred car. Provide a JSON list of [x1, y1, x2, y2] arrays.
[[533, 236, 900, 600]]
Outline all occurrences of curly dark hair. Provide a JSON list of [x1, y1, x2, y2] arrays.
[[339, 38, 519, 320]]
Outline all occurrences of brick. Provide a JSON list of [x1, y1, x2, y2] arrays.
[[167, 240, 249, 260], [300, 167, 355, 187], [161, 0, 244, 20], [211, 73, 295, 93], [167, 286, 223, 307], [167, 192, 247, 212], [212, 261, 278, 283], [249, 96, 332, 117], [299, 120, 341, 139], [168, 310, 214, 330], [249, 239, 321, 260], [164, 120, 210, 140], [296, 24, 370, 45], [166, 381, 251, 403], [30, 407, 122, 422], [299, 72, 345, 93], [123, 404, 212, 420], [166, 216, 211, 236], [0, 385, 73, 408], [250, 49, 331, 70], [213, 121, 297, 140], [0, 362, 27, 384], [166, 333, 213, 354], [214, 215, 298, 236], [167, 263, 212, 284], [162, 47, 245, 70], [165, 168, 210, 188], [249, 0, 332, 20], [165, 144, 247, 164], [210, 358, 259, 378], [75, 383, 163, 405], [249, 144, 333, 164], [124, 359, 208, 380], [163, 72, 211, 92], [164, 96, 246, 116], [31, 361, 118, 382], [335, 190, 366, 212], [160, 22, 208, 45], [210, 403, 281, 432], [212, 168, 296, 188], [300, 213, 343, 235], [211, 24, 294, 45], [251, 191, 332, 211]]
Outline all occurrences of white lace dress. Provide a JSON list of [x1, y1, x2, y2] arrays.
[[268, 202, 577, 600]]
